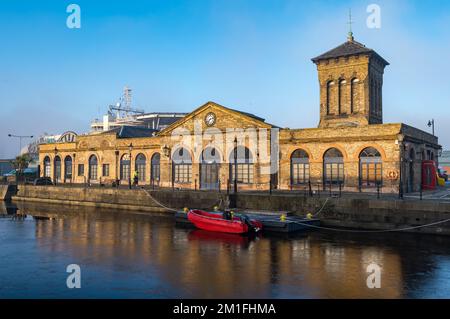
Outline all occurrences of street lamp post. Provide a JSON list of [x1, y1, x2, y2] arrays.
[[115, 150, 120, 187], [128, 143, 133, 189], [8, 134, 34, 155], [233, 137, 238, 194], [54, 147, 58, 186], [428, 119, 435, 136]]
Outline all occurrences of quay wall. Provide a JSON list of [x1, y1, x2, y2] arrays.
[[13, 185, 225, 213], [234, 193, 450, 236], [1, 185, 17, 201], [12, 185, 450, 235]]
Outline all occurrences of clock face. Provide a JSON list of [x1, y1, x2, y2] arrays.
[[205, 112, 216, 127]]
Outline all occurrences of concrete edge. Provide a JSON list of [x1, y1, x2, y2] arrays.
[[11, 196, 173, 214]]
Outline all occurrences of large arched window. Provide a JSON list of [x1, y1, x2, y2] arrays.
[[89, 155, 98, 181], [338, 79, 346, 114], [43, 156, 51, 178], [200, 147, 221, 189], [135, 153, 146, 182], [229, 146, 254, 184], [64, 156, 73, 181], [359, 147, 382, 187], [172, 147, 192, 183], [54, 156, 61, 182], [323, 148, 344, 185], [120, 154, 131, 181], [291, 149, 310, 185], [151, 153, 161, 184]]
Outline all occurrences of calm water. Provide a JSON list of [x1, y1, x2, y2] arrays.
[[0, 201, 449, 299]]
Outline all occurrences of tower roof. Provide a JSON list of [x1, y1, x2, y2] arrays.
[[311, 38, 389, 66]]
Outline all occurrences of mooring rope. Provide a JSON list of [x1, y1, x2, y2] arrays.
[[312, 198, 330, 217], [140, 188, 179, 212], [140, 188, 449, 234], [140, 187, 223, 213]]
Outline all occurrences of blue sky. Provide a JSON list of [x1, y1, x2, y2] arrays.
[[1, 0, 450, 158]]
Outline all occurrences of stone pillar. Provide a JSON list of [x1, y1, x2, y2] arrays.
[[192, 162, 200, 190]]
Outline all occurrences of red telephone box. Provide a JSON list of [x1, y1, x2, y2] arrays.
[[422, 160, 437, 190]]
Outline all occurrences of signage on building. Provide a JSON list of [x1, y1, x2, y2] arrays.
[[58, 131, 78, 143]]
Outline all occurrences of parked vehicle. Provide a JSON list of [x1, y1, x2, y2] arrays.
[[33, 177, 53, 186]]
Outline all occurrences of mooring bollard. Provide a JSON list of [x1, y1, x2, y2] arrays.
[[308, 180, 313, 197]]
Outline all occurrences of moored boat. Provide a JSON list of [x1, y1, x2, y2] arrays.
[[187, 209, 262, 234]]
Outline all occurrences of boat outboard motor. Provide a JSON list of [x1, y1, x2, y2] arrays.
[[223, 211, 232, 220], [240, 214, 258, 232]]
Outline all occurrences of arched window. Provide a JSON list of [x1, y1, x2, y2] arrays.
[[151, 153, 161, 184], [172, 147, 192, 183], [323, 148, 344, 185], [359, 147, 382, 187], [338, 79, 346, 114], [229, 146, 254, 184], [135, 153, 146, 182], [64, 156, 73, 181], [291, 149, 310, 185], [350, 78, 359, 113], [89, 155, 98, 180], [200, 147, 221, 189], [120, 154, 131, 181], [54, 156, 61, 182], [326, 81, 334, 115], [43, 156, 51, 178], [374, 81, 382, 117]]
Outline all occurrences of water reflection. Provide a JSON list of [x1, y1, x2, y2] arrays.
[[0, 201, 449, 298]]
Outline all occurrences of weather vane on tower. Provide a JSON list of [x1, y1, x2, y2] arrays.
[[347, 9, 354, 42]]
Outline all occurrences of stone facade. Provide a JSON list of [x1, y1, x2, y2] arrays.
[[38, 37, 441, 194]]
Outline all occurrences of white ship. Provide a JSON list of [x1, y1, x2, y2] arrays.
[[90, 86, 187, 133]]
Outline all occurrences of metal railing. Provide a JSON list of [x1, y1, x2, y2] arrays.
[[15, 175, 448, 201]]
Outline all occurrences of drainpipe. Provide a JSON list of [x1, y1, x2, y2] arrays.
[[397, 135, 404, 199]]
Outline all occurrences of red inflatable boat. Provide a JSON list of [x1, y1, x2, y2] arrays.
[[187, 209, 262, 234]]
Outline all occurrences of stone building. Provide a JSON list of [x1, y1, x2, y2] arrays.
[[39, 34, 441, 194]]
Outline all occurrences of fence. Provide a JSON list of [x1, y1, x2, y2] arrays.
[[13, 174, 444, 202]]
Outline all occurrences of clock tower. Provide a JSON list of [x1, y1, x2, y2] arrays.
[[311, 32, 389, 128]]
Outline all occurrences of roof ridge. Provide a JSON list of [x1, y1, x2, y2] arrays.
[[311, 39, 377, 63]]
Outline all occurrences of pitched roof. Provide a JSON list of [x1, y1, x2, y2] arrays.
[[158, 101, 277, 135], [226, 107, 265, 122], [311, 39, 389, 66], [103, 126, 158, 138]]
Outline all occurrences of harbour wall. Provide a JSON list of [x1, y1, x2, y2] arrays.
[[0, 184, 17, 201], [12, 185, 450, 235], [13, 185, 225, 213]]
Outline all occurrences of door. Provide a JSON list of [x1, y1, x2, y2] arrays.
[[200, 163, 219, 190]]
